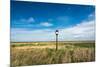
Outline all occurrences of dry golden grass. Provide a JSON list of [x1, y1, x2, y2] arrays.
[[11, 42, 95, 67]]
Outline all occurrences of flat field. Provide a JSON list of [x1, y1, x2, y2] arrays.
[[11, 41, 95, 66]]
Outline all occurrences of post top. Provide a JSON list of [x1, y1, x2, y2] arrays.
[[56, 30, 59, 32], [55, 30, 59, 35]]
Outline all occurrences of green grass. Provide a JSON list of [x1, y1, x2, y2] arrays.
[[11, 42, 95, 48], [11, 43, 48, 47], [71, 43, 95, 48]]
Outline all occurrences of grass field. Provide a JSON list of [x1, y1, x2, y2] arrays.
[[10, 41, 95, 67]]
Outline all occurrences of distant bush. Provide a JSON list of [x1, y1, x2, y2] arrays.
[[72, 43, 95, 48]]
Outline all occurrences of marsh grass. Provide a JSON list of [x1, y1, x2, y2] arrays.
[[11, 46, 95, 67]]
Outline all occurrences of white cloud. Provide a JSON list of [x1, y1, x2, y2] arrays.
[[11, 28, 55, 42], [60, 20, 95, 41], [11, 12, 95, 42], [27, 17, 35, 23], [11, 19, 95, 42], [40, 22, 53, 27], [87, 12, 95, 21], [20, 17, 35, 23]]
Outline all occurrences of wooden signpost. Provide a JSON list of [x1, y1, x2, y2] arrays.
[[55, 30, 59, 51]]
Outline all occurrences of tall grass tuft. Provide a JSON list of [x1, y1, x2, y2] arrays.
[[11, 47, 95, 66]]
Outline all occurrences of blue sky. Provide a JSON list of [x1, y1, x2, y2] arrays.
[[11, 1, 95, 42]]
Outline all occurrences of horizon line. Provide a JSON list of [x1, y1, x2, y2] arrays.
[[10, 40, 95, 43]]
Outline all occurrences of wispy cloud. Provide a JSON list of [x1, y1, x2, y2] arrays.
[[11, 28, 54, 42], [11, 1, 95, 42], [60, 20, 95, 41], [11, 19, 95, 42], [20, 17, 35, 23], [40, 22, 53, 27], [87, 12, 95, 21]]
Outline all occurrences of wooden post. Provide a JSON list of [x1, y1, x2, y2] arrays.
[[56, 34, 58, 51], [55, 30, 59, 51]]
